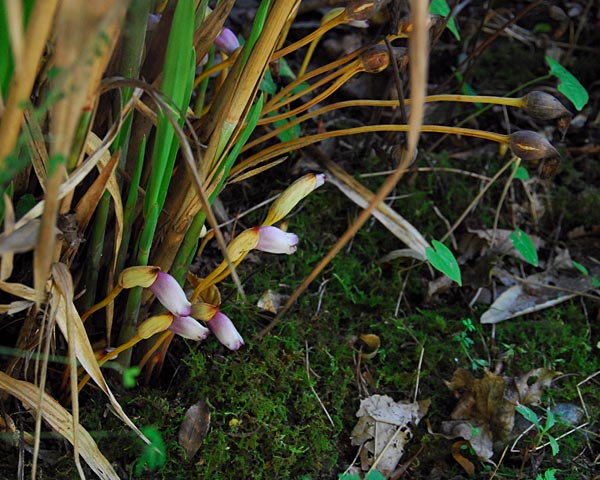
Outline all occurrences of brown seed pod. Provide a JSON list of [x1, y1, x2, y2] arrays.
[[521, 91, 572, 122], [508, 130, 560, 161], [537, 156, 561, 179], [360, 44, 390, 73], [346, 0, 384, 21]]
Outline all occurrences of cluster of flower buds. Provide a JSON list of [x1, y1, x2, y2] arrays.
[[119, 266, 244, 350], [92, 174, 327, 353]]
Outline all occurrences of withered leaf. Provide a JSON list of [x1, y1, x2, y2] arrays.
[[441, 368, 558, 462], [350, 395, 430, 476], [178, 400, 211, 460]]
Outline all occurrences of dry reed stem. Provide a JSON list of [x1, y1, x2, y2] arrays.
[[0, 0, 60, 165], [256, 0, 430, 338]]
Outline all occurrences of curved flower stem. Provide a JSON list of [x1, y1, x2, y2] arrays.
[[138, 331, 173, 372], [80, 285, 123, 323], [193, 51, 238, 89], [245, 95, 524, 152], [259, 67, 361, 124], [271, 12, 348, 61], [231, 124, 510, 180], [262, 48, 363, 113]]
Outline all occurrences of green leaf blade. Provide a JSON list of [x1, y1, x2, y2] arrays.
[[426, 240, 462, 286], [430, 0, 460, 40], [546, 57, 589, 111], [510, 228, 539, 267]]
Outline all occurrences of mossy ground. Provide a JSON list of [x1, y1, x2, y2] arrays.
[[37, 161, 597, 480]]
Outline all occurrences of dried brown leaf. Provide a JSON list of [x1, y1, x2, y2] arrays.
[[442, 367, 558, 462], [350, 395, 429, 475], [0, 371, 118, 479], [178, 400, 211, 460], [49, 265, 149, 446]]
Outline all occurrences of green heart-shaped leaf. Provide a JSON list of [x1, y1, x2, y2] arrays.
[[426, 240, 462, 286], [546, 57, 589, 111]]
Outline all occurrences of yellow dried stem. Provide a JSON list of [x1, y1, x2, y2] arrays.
[[0, 0, 60, 166], [201, 1, 301, 176]]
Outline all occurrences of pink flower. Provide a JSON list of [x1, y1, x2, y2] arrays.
[[214, 27, 240, 56], [256, 226, 299, 255], [149, 271, 192, 317], [169, 316, 210, 341], [207, 312, 244, 350]]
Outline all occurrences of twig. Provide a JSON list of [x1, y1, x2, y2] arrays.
[[305, 341, 334, 427]]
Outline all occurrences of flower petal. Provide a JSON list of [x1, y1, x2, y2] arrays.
[[169, 316, 210, 341], [207, 312, 244, 350], [191, 302, 219, 321], [256, 226, 298, 255], [214, 27, 239, 56], [263, 173, 326, 226], [138, 313, 174, 339], [149, 272, 192, 316], [119, 266, 160, 289]]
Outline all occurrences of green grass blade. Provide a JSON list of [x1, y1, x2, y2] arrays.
[[213, 94, 265, 194], [240, 0, 271, 67], [116, 135, 146, 275], [142, 0, 195, 218]]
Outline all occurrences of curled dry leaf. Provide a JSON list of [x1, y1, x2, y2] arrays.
[[440, 368, 559, 462], [481, 269, 597, 324], [178, 400, 211, 460], [257, 289, 287, 314], [349, 333, 381, 359], [350, 394, 430, 476], [0, 371, 119, 479]]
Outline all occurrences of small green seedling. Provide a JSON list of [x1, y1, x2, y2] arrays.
[[510, 228, 539, 267], [536, 469, 557, 480], [339, 469, 385, 480], [135, 426, 166, 476], [516, 405, 560, 456], [426, 240, 462, 286], [572, 261, 600, 287], [453, 318, 489, 370], [122, 366, 141, 388], [546, 57, 589, 111], [513, 165, 530, 181]]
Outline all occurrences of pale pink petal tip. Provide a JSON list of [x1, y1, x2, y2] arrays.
[[169, 316, 210, 341], [208, 312, 244, 350], [150, 272, 192, 317], [257, 226, 299, 255]]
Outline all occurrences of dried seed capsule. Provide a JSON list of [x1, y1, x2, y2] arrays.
[[360, 44, 390, 73], [346, 0, 383, 21], [508, 130, 560, 161], [521, 91, 571, 121], [537, 156, 561, 179]]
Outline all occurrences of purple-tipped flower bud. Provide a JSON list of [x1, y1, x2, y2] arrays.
[[256, 226, 299, 255], [149, 272, 192, 317], [360, 45, 390, 73], [214, 27, 240, 56], [508, 131, 560, 161], [207, 312, 244, 350], [169, 316, 210, 341], [346, 0, 383, 21], [521, 91, 571, 121]]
